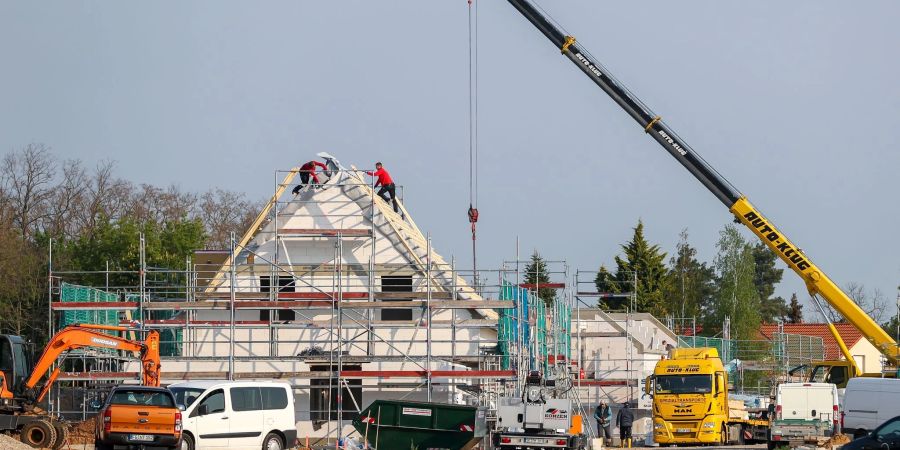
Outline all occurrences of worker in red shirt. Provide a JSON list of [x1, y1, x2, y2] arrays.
[[365, 162, 401, 215], [292, 160, 328, 194]]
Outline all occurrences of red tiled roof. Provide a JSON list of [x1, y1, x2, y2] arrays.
[[758, 323, 864, 360]]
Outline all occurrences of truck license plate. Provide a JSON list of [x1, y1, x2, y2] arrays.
[[525, 438, 546, 443], [676, 428, 691, 433], [129, 434, 154, 442]]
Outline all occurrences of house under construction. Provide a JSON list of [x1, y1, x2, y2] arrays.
[[49, 156, 679, 442]]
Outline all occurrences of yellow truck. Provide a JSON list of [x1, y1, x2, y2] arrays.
[[646, 348, 769, 446]]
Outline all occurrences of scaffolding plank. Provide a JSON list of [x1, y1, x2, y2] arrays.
[[519, 283, 566, 289], [143, 299, 514, 310], [276, 228, 373, 237], [51, 301, 139, 310], [576, 292, 633, 298], [573, 379, 637, 387], [194, 292, 452, 300], [57, 372, 140, 381], [572, 331, 626, 338], [58, 370, 516, 380], [139, 318, 497, 327], [339, 370, 516, 379]]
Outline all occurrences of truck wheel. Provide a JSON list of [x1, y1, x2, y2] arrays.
[[51, 421, 68, 450], [20, 419, 57, 448], [719, 426, 728, 445], [94, 439, 113, 450], [767, 440, 777, 450], [262, 432, 283, 450]]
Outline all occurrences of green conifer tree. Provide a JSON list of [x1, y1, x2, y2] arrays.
[[525, 251, 556, 306], [599, 220, 670, 315]]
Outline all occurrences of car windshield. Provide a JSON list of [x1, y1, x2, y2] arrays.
[[169, 387, 206, 408], [110, 389, 175, 407], [655, 375, 712, 394]]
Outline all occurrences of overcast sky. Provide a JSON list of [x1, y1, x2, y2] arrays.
[[2, 1, 899, 318]]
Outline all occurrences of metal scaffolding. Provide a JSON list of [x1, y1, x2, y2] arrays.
[[45, 164, 580, 444]]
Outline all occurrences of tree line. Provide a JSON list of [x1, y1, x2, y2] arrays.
[[525, 220, 895, 342], [579, 220, 894, 341], [0, 143, 261, 344]]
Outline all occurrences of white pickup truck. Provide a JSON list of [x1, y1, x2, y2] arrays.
[[767, 382, 840, 450]]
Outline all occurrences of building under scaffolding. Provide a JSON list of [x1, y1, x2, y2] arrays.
[[47, 156, 582, 443]]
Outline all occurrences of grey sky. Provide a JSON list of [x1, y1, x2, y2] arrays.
[[3, 1, 899, 317]]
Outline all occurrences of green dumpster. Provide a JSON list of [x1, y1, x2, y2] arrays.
[[352, 400, 487, 450]]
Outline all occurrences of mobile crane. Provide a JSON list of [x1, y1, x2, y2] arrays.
[[0, 324, 160, 449], [504, 0, 898, 375]]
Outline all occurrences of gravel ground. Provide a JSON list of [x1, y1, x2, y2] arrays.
[[0, 433, 35, 450]]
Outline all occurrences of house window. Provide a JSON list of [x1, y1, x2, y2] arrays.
[[260, 276, 296, 321], [380, 275, 413, 321], [309, 365, 362, 422]]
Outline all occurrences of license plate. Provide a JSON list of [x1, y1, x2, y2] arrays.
[[676, 428, 691, 433], [129, 434, 154, 442], [525, 437, 546, 443]]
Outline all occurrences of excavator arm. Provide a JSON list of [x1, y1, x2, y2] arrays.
[[24, 324, 160, 404], [505, 0, 899, 364]]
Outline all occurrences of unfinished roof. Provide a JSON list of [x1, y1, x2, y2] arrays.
[[210, 153, 497, 320], [759, 323, 864, 360]]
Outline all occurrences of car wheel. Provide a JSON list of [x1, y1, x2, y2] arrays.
[[181, 433, 195, 450], [262, 432, 283, 450], [21, 419, 57, 448]]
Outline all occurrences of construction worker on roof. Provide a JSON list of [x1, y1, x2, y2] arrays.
[[292, 160, 328, 194], [365, 162, 402, 217]]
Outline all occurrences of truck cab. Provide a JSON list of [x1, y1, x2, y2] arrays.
[[648, 348, 730, 445]]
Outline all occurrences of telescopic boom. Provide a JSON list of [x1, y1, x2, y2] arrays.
[[505, 0, 898, 363]]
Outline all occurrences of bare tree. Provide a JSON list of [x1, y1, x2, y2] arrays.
[[824, 282, 889, 323], [198, 188, 260, 249], [1, 143, 56, 238], [47, 159, 89, 240], [75, 160, 133, 237]]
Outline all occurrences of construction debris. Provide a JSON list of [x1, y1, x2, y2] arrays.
[[66, 419, 96, 445]]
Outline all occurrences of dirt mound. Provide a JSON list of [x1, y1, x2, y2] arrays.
[[827, 433, 852, 448], [66, 419, 95, 445], [0, 433, 35, 450]]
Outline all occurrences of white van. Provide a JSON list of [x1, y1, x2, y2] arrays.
[[768, 382, 839, 449], [842, 377, 900, 438], [168, 380, 297, 450]]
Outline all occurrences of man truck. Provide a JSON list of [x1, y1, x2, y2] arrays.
[[645, 348, 768, 445]]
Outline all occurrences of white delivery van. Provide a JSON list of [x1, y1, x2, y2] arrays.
[[768, 382, 839, 449], [842, 377, 900, 438], [168, 380, 297, 450]]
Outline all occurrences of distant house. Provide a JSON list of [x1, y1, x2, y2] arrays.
[[571, 309, 677, 408], [759, 323, 884, 374]]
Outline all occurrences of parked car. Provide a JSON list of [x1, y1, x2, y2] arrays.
[[94, 386, 182, 450], [767, 382, 839, 450], [168, 380, 297, 450], [842, 378, 900, 438], [840, 415, 900, 450]]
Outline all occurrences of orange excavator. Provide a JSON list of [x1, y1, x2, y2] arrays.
[[0, 324, 160, 449]]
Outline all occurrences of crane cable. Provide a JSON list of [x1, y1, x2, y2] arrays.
[[467, 0, 480, 277]]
